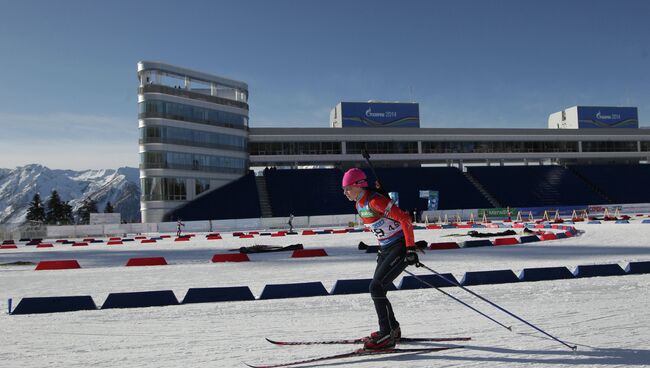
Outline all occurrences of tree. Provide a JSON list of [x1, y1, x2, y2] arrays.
[[104, 201, 114, 213], [77, 199, 98, 225], [60, 201, 74, 225], [26, 193, 46, 223], [45, 190, 63, 224]]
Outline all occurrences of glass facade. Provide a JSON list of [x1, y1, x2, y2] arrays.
[[346, 141, 418, 154], [195, 178, 211, 196], [140, 126, 247, 151], [141, 150, 247, 174], [139, 100, 248, 129], [582, 141, 638, 152], [421, 141, 579, 154], [642, 141, 650, 152], [142, 177, 187, 201], [249, 142, 341, 155]]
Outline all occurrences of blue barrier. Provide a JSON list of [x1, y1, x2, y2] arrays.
[[519, 267, 575, 282], [615, 220, 629, 224], [642, 219, 650, 224], [330, 279, 396, 295], [398, 273, 459, 289], [442, 224, 456, 229], [11, 295, 97, 315], [461, 270, 520, 286], [574, 264, 626, 278], [519, 235, 540, 243], [463, 239, 493, 248], [626, 261, 650, 275], [101, 290, 179, 309], [471, 224, 486, 228], [588, 220, 601, 224], [182, 287, 255, 304], [259, 282, 329, 300]]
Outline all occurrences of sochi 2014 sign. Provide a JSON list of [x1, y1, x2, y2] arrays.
[[340, 102, 420, 128], [577, 106, 638, 129]]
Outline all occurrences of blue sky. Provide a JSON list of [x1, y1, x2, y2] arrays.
[[0, 0, 648, 170]]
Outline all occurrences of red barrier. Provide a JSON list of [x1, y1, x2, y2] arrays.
[[134, 236, 146, 240], [429, 242, 460, 250], [271, 233, 285, 237], [160, 235, 171, 239], [35, 260, 81, 270], [211, 253, 250, 262], [207, 235, 222, 240], [83, 238, 95, 242], [291, 249, 328, 258], [72, 242, 89, 247], [455, 224, 472, 229], [126, 257, 167, 266], [206, 233, 221, 237], [109, 237, 121, 241], [107, 241, 123, 245], [37, 243, 54, 248], [541, 233, 558, 241], [513, 223, 526, 228], [0, 245, 18, 249], [493, 237, 519, 246], [302, 230, 316, 235], [332, 229, 348, 234], [248, 231, 259, 235], [175, 237, 190, 241], [564, 231, 574, 238], [239, 234, 254, 239], [55, 239, 68, 243], [426, 224, 442, 229], [141, 239, 157, 244]]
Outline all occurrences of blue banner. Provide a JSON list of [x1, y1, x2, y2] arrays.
[[341, 102, 420, 128], [577, 106, 638, 129]]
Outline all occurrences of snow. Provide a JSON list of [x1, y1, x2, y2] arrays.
[[1, 221, 649, 367]]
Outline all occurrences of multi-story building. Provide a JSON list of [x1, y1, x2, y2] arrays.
[[137, 61, 249, 222]]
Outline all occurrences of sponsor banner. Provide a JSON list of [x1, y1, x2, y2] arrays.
[[341, 102, 420, 128], [577, 106, 638, 129]]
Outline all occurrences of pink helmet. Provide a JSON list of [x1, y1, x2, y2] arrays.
[[342, 168, 368, 187]]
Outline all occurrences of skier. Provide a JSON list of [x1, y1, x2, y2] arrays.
[[176, 218, 185, 238], [341, 168, 420, 350]]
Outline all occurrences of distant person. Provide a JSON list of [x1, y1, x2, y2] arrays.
[[176, 219, 185, 237], [288, 213, 294, 233], [341, 168, 420, 350]]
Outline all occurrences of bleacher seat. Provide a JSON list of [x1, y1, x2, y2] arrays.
[[468, 166, 607, 207], [165, 171, 261, 220], [570, 164, 650, 204]]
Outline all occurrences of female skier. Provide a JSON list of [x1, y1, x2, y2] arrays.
[[341, 168, 420, 350]]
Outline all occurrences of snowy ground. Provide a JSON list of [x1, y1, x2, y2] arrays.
[[1, 221, 650, 367]]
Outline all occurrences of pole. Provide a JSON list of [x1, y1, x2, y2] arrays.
[[417, 262, 577, 351], [403, 269, 512, 331]]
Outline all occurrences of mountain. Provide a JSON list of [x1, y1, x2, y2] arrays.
[[0, 164, 141, 224]]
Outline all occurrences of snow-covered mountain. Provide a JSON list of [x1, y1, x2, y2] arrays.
[[0, 164, 141, 224]]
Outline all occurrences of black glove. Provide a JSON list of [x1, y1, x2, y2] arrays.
[[405, 248, 420, 266]]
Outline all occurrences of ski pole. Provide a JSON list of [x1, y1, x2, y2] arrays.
[[403, 269, 512, 331], [417, 262, 577, 351]]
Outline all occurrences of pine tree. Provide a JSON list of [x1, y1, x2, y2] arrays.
[[104, 201, 114, 213], [77, 199, 98, 225], [45, 190, 63, 224], [61, 201, 74, 225], [26, 193, 46, 223]]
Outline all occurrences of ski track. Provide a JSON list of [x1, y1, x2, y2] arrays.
[[1, 222, 649, 367]]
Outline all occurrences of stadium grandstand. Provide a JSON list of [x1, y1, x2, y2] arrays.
[[141, 62, 650, 223]]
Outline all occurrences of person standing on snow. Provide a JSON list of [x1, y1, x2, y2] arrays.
[[341, 168, 420, 350]]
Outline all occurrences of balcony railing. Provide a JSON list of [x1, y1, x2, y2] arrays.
[[139, 137, 247, 152], [139, 84, 249, 110]]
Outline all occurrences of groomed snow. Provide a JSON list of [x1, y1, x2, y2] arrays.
[[1, 221, 649, 367]]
